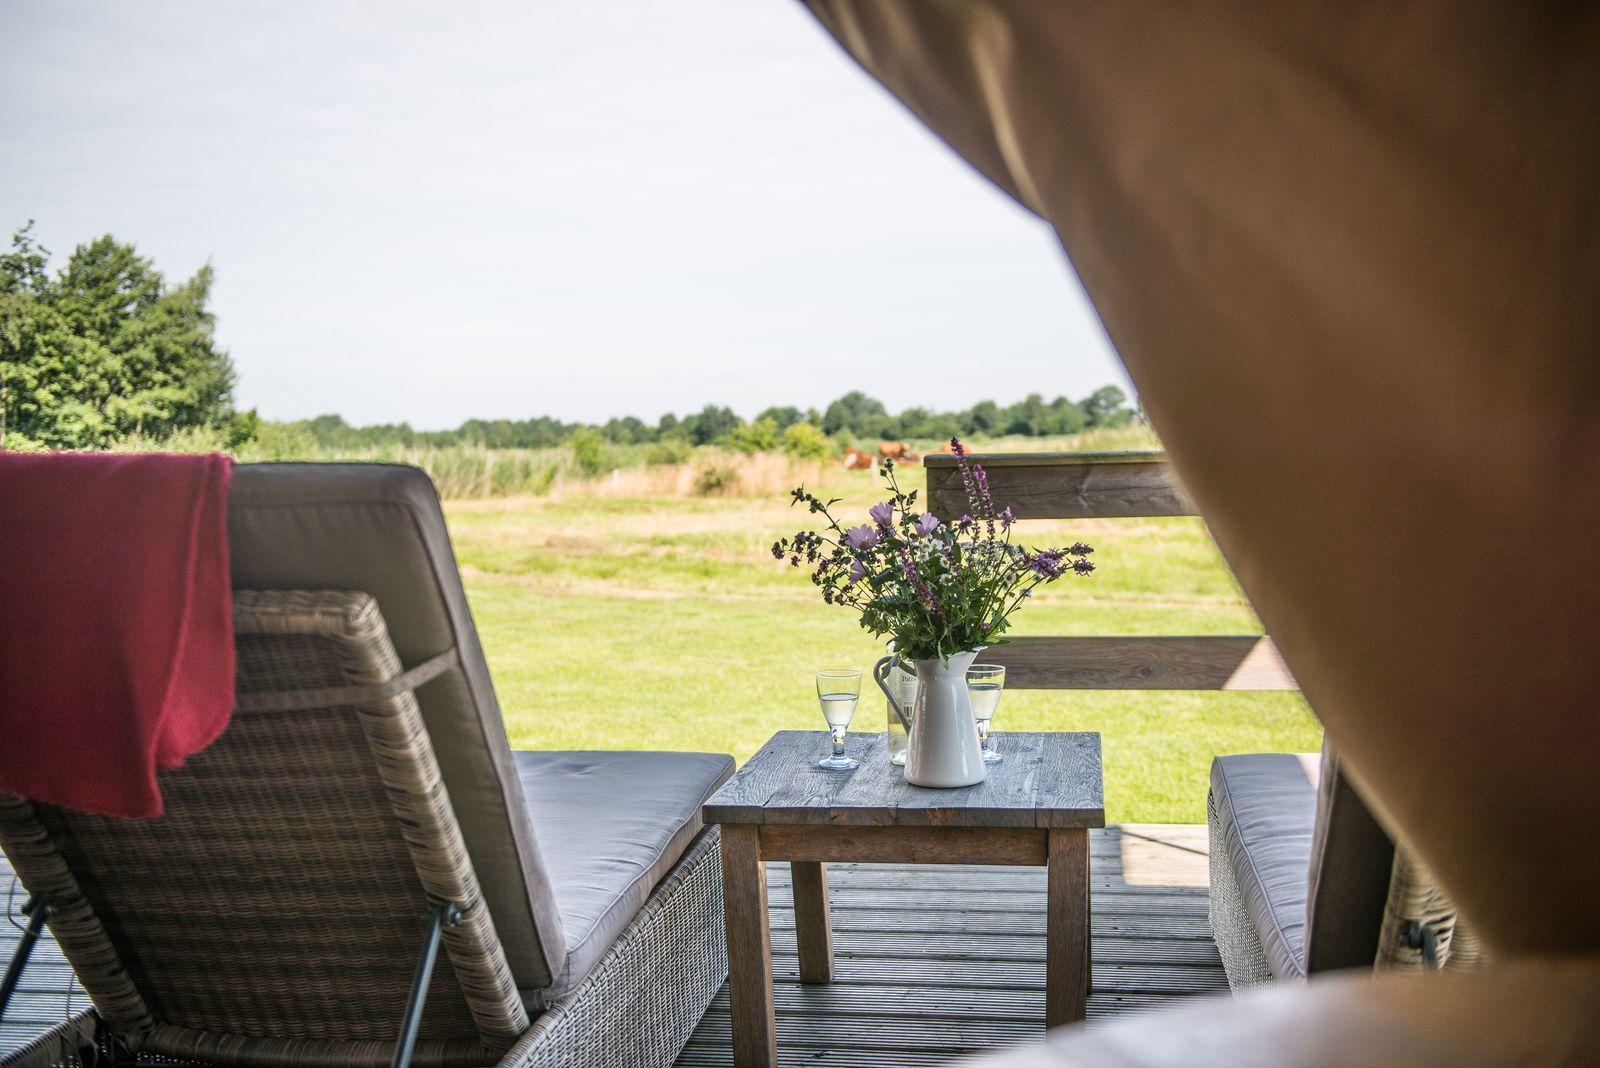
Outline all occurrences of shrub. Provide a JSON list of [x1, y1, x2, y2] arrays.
[[782, 421, 835, 461], [726, 417, 781, 454], [569, 427, 609, 476], [643, 435, 693, 466], [694, 462, 735, 496], [237, 420, 320, 461]]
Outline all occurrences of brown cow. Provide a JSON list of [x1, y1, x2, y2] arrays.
[[878, 441, 921, 465], [843, 446, 875, 470]]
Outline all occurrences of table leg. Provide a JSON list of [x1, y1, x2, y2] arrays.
[[1046, 827, 1090, 1028], [722, 825, 777, 1067], [791, 861, 834, 983]]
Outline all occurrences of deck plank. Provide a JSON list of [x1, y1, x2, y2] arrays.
[[0, 825, 1227, 1063]]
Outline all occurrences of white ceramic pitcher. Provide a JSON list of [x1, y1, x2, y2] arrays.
[[873, 650, 987, 788]]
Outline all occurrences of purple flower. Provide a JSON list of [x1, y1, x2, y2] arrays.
[[1025, 549, 1067, 578], [896, 544, 946, 621], [868, 501, 894, 528], [843, 523, 880, 550], [951, 438, 978, 508], [1020, 545, 1096, 581], [951, 437, 997, 521], [847, 559, 868, 585], [973, 464, 996, 523], [913, 513, 940, 536]]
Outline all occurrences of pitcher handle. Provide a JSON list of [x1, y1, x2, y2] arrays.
[[873, 655, 913, 732]]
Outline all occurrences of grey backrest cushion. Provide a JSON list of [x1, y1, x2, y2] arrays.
[[228, 462, 564, 991], [1304, 737, 1395, 972]]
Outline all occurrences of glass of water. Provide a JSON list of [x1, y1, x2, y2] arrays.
[[816, 668, 863, 770], [967, 663, 1006, 765]]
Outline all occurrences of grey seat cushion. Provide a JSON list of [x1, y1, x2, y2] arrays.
[[515, 750, 735, 998], [1210, 753, 1319, 980], [229, 463, 566, 990]]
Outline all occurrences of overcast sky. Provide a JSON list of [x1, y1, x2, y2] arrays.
[[1, 0, 1127, 429]]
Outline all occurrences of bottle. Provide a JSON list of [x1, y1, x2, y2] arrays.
[[885, 641, 914, 766]]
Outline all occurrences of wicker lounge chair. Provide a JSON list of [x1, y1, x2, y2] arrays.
[[1208, 740, 1480, 989], [0, 464, 732, 1067]]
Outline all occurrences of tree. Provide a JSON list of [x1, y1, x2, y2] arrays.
[[959, 399, 1003, 437], [822, 391, 890, 437], [680, 404, 741, 445], [0, 223, 249, 449], [754, 405, 804, 430], [1003, 393, 1051, 436], [603, 415, 652, 444], [1081, 385, 1131, 427], [1047, 395, 1089, 435], [895, 406, 931, 436], [307, 413, 357, 448]]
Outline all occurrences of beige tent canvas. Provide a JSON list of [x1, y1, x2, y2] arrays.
[[803, 0, 1600, 961]]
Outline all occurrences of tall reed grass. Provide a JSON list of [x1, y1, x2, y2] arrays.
[[227, 441, 830, 500], [110, 423, 1160, 502], [571, 451, 829, 500]]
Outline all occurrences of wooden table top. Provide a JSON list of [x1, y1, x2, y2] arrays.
[[703, 730, 1105, 829]]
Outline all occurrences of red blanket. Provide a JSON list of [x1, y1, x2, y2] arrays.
[[0, 452, 234, 818]]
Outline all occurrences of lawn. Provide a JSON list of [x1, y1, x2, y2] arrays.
[[444, 448, 1322, 824]]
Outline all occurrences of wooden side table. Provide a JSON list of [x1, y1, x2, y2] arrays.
[[702, 730, 1106, 1067]]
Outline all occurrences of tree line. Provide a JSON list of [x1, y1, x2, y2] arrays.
[[297, 383, 1133, 454], [2, 225, 1136, 454]]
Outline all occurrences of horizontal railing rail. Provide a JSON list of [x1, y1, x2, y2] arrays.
[[972, 635, 1296, 691], [924, 450, 1192, 520], [923, 451, 1298, 692]]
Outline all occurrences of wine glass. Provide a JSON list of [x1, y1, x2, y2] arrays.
[[967, 663, 1006, 764], [816, 668, 862, 770]]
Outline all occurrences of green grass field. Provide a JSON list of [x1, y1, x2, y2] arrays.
[[442, 438, 1321, 824]]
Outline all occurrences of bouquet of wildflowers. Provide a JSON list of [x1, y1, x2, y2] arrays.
[[773, 439, 1094, 662]]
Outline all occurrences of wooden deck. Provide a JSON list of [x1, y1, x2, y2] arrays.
[[0, 825, 1225, 1064], [676, 824, 1223, 1066]]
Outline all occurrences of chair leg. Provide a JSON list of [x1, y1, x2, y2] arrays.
[[0, 895, 47, 1024], [391, 901, 462, 1068]]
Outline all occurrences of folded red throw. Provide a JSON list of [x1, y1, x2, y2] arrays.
[[0, 452, 235, 818]]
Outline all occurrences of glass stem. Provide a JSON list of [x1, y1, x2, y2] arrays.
[[832, 728, 846, 757]]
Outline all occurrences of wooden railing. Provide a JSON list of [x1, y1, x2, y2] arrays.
[[923, 451, 1297, 691]]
